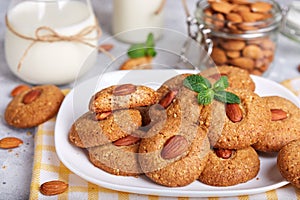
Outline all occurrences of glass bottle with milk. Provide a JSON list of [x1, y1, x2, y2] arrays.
[[112, 0, 165, 43], [5, 0, 99, 85]]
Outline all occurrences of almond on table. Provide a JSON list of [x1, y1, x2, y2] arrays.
[[40, 180, 68, 196], [0, 137, 23, 149]]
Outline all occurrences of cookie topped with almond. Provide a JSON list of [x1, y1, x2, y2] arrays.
[[89, 84, 158, 114], [253, 96, 300, 152], [67, 68, 300, 188], [5, 85, 64, 128]]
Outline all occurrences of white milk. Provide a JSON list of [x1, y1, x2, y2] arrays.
[[112, 0, 164, 43], [5, 1, 98, 85]]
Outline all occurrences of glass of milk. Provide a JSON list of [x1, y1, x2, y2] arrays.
[[5, 0, 98, 85], [112, 0, 164, 43]]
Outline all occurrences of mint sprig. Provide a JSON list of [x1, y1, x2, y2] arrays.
[[127, 33, 157, 58], [183, 74, 240, 105]]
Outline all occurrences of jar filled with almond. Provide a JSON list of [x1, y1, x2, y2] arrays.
[[191, 0, 282, 76]]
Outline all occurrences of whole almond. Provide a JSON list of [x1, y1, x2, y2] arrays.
[[226, 13, 243, 23], [113, 84, 137, 96], [239, 12, 265, 22], [232, 5, 251, 12], [22, 89, 42, 104], [226, 50, 240, 59], [113, 135, 140, 146], [214, 148, 233, 159], [161, 135, 188, 160], [159, 90, 178, 108], [211, 47, 227, 65], [242, 45, 263, 59], [98, 43, 114, 52], [10, 84, 31, 97], [0, 137, 23, 149], [226, 103, 243, 123], [40, 180, 68, 196], [251, 2, 272, 13], [95, 111, 112, 120], [271, 109, 288, 121], [230, 57, 255, 71], [220, 40, 246, 51], [211, 2, 235, 14]]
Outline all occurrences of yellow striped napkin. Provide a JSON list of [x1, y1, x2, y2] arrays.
[[29, 84, 300, 200]]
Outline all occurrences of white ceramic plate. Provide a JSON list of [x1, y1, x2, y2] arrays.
[[55, 70, 299, 197]]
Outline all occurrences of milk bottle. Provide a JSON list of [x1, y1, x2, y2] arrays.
[[5, 0, 98, 85], [112, 0, 164, 43]]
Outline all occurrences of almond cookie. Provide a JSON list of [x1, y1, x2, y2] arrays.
[[200, 66, 255, 91], [252, 96, 300, 152], [199, 147, 260, 186], [5, 85, 64, 128], [202, 89, 270, 149], [119, 57, 152, 70], [89, 84, 158, 113], [139, 74, 194, 129], [156, 73, 192, 100], [88, 130, 145, 176], [277, 139, 300, 189], [138, 117, 210, 187], [69, 110, 142, 148]]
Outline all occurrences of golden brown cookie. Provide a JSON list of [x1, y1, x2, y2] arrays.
[[89, 84, 158, 113], [68, 110, 142, 148], [88, 130, 145, 176], [5, 85, 64, 128], [137, 74, 196, 130], [199, 147, 260, 186], [277, 139, 300, 189], [156, 73, 192, 100], [138, 117, 210, 187], [119, 57, 152, 70], [202, 89, 271, 149], [200, 66, 256, 91], [253, 96, 300, 152]]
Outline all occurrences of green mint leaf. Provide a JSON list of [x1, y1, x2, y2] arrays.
[[213, 76, 229, 91], [214, 91, 241, 104], [127, 33, 157, 58], [146, 47, 157, 57], [127, 44, 146, 58], [197, 89, 214, 105], [146, 33, 155, 47], [183, 75, 212, 93]]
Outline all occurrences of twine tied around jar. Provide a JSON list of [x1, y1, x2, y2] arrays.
[[5, 15, 114, 71]]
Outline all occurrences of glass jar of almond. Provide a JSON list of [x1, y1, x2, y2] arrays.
[[191, 0, 282, 76]]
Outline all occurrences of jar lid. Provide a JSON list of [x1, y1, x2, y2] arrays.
[[281, 1, 300, 43]]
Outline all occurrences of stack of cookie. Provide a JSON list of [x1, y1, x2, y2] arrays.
[[68, 84, 158, 176], [68, 66, 300, 188]]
